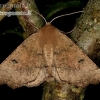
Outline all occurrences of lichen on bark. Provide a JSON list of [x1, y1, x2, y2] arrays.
[[42, 81, 85, 100], [70, 0, 100, 62]]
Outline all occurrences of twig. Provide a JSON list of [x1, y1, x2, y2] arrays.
[[0, 0, 19, 21]]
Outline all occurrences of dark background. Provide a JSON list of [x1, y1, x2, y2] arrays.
[[0, 0, 100, 100]]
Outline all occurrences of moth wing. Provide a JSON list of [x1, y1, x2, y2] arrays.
[[0, 33, 46, 88], [53, 32, 98, 87]]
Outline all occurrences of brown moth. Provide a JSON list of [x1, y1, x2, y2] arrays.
[[0, 11, 99, 88]]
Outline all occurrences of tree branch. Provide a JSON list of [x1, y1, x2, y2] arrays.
[[16, 0, 44, 38], [0, 0, 19, 21], [70, 0, 100, 62]]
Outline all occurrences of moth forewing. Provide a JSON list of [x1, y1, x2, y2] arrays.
[[0, 32, 46, 88], [52, 28, 99, 87], [0, 23, 99, 88]]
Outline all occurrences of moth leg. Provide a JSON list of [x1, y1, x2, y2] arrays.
[[53, 55, 71, 83], [25, 68, 46, 87], [51, 65, 63, 82]]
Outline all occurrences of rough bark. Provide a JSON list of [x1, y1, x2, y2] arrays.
[[15, 0, 44, 38], [42, 81, 85, 100], [70, 0, 100, 62]]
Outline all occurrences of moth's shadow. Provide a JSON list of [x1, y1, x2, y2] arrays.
[[84, 84, 100, 100]]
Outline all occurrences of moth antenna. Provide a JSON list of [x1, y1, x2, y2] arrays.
[[22, 10, 48, 32], [17, 0, 47, 24], [30, 10, 47, 24], [50, 11, 84, 24], [65, 28, 75, 34]]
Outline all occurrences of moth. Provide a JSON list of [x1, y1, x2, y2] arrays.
[[0, 12, 99, 89]]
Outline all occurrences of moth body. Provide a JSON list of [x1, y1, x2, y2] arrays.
[[37, 23, 66, 78], [43, 44, 53, 76]]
